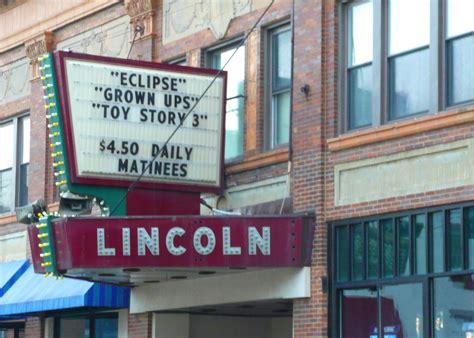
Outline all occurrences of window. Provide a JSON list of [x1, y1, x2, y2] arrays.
[[332, 203, 474, 338], [208, 42, 245, 160], [346, 0, 373, 129], [267, 24, 292, 148], [341, 0, 474, 133], [168, 56, 187, 66], [54, 313, 118, 338], [0, 115, 29, 213], [446, 0, 474, 106]]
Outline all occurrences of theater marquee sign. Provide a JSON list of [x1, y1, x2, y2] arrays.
[[54, 51, 226, 193], [29, 215, 314, 280]]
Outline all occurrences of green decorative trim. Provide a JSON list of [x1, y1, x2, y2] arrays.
[[39, 53, 126, 216]]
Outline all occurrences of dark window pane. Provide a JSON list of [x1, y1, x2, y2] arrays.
[[341, 288, 378, 338], [381, 283, 424, 338], [397, 216, 410, 276], [448, 209, 462, 271], [382, 219, 394, 278], [348, 64, 372, 129], [59, 318, 88, 338], [273, 90, 290, 146], [95, 317, 118, 338], [210, 45, 245, 160], [19, 163, 28, 207], [0, 169, 12, 213], [447, 35, 474, 106], [272, 29, 291, 91], [367, 221, 378, 279], [352, 223, 364, 281], [413, 214, 427, 274], [431, 211, 445, 273], [336, 226, 349, 282], [467, 207, 474, 269], [434, 275, 474, 338], [389, 48, 429, 120]]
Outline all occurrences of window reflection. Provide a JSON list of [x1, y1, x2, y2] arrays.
[[341, 288, 378, 338], [210, 45, 245, 160], [381, 283, 423, 338], [434, 275, 474, 338]]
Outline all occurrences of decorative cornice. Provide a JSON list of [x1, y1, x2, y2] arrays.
[[327, 106, 474, 151], [125, 0, 155, 17], [0, 0, 119, 54], [24, 32, 54, 80], [125, 0, 157, 39], [25, 32, 53, 60]]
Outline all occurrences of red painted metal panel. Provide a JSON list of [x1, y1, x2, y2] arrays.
[[126, 189, 200, 215], [29, 215, 314, 271], [53, 51, 226, 194]]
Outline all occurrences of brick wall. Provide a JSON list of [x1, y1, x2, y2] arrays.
[[24, 317, 43, 338], [128, 312, 152, 338]]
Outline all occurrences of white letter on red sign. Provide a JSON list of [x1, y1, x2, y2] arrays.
[[138, 228, 159, 256], [223, 227, 241, 255], [166, 227, 186, 256], [248, 227, 271, 256], [97, 228, 116, 256], [122, 228, 131, 256], [193, 227, 216, 255]]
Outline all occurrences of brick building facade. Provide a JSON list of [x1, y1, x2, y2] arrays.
[[1, 0, 473, 337]]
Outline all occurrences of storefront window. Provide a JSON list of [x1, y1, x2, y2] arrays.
[[341, 288, 377, 338], [380, 283, 423, 338], [352, 223, 364, 281], [448, 209, 463, 271], [95, 317, 118, 338], [431, 211, 445, 273], [56, 314, 118, 338], [367, 221, 378, 279], [413, 214, 427, 274], [382, 219, 394, 278], [434, 274, 474, 338], [336, 226, 349, 282], [467, 207, 474, 269], [333, 204, 474, 338], [397, 217, 410, 276]]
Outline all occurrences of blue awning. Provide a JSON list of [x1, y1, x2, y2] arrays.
[[0, 266, 129, 316], [0, 259, 29, 297]]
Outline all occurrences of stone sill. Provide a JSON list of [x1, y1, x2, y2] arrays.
[[328, 106, 474, 152], [225, 148, 289, 175]]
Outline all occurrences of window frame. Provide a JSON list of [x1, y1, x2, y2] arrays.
[[205, 37, 247, 163], [167, 55, 187, 66], [0, 112, 29, 214], [264, 21, 292, 150], [329, 201, 474, 338], [53, 312, 118, 338], [339, 0, 473, 135]]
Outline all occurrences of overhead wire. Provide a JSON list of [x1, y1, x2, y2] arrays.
[[109, 0, 275, 215]]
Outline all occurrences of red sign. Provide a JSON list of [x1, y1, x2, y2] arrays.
[[29, 215, 314, 272]]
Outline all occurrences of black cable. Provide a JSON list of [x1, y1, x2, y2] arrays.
[[110, 0, 275, 215], [127, 25, 145, 59]]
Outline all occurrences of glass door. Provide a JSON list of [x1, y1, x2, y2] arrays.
[[339, 282, 423, 338]]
